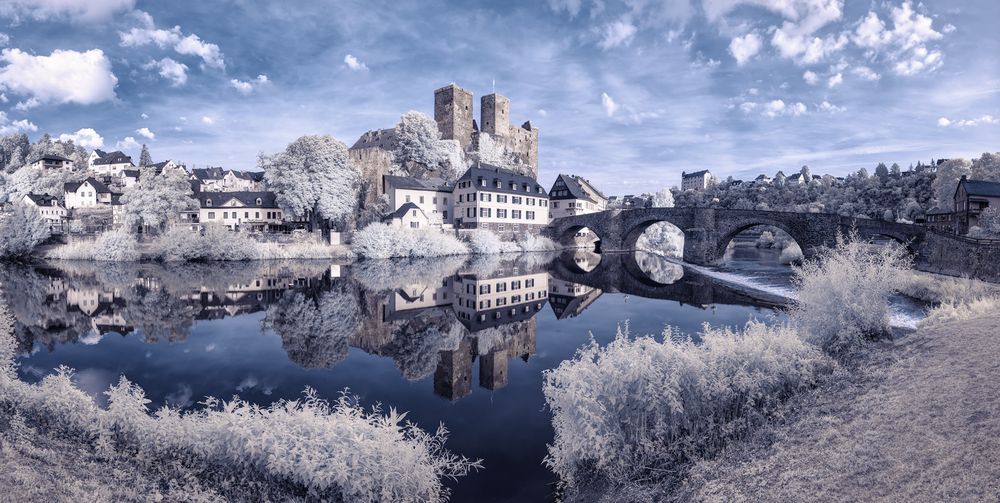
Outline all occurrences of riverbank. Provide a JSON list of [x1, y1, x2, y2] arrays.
[[677, 311, 1000, 502]]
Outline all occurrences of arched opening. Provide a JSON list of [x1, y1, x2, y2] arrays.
[[719, 223, 805, 273], [558, 225, 602, 252], [630, 220, 685, 259], [633, 250, 685, 285], [557, 248, 602, 274]]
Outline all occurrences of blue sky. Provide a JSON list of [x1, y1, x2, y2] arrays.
[[0, 0, 997, 192]]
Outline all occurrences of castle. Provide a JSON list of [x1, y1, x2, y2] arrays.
[[349, 83, 540, 211]]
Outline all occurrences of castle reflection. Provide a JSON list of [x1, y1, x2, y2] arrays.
[[2, 255, 610, 402]]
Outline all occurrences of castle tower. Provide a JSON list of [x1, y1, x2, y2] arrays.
[[434, 84, 474, 150], [480, 93, 510, 137]]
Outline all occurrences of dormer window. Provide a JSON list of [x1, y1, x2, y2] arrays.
[[205, 200, 213, 207], [255, 197, 263, 205]]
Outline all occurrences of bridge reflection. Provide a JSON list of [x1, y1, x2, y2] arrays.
[[3, 252, 787, 403]]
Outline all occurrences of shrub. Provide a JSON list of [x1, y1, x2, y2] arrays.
[[778, 242, 803, 264], [920, 296, 1000, 330], [43, 229, 140, 261], [897, 270, 998, 304], [789, 233, 910, 354], [464, 230, 520, 255], [0, 298, 480, 502], [754, 230, 775, 248], [352, 223, 469, 259], [543, 321, 830, 493], [516, 234, 560, 252], [0, 204, 51, 260]]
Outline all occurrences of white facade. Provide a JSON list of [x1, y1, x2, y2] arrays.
[[30, 156, 73, 170], [548, 175, 608, 220], [22, 195, 67, 226], [453, 271, 549, 320], [64, 179, 112, 209], [385, 204, 433, 229], [200, 196, 283, 230], [192, 169, 265, 192], [389, 187, 453, 225]]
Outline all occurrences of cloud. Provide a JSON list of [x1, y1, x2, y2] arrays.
[[0, 48, 117, 110], [0, 111, 36, 134], [116, 136, 139, 150], [201, 116, 214, 125], [729, 32, 762, 66], [140, 112, 148, 119], [893, 46, 942, 76], [599, 19, 637, 49], [938, 115, 998, 128], [343, 54, 368, 71], [818, 101, 845, 113], [803, 70, 819, 85], [0, 33, 8, 47], [0, 0, 134, 22], [144, 57, 188, 86], [229, 74, 269, 95], [58, 128, 104, 148], [136, 127, 155, 139], [851, 65, 880, 81], [853, 2, 944, 76], [827, 72, 843, 88], [741, 98, 807, 118], [601, 92, 618, 116], [120, 11, 225, 69]]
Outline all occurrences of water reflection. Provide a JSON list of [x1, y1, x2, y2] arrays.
[[3, 250, 785, 403]]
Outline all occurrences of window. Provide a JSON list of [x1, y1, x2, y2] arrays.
[[511, 280, 522, 290], [470, 193, 477, 202], [443, 197, 448, 204], [245, 212, 249, 218], [552, 201, 559, 208], [512, 210, 522, 219], [479, 284, 491, 294], [496, 282, 507, 292], [412, 210, 418, 217], [512, 196, 523, 204], [459, 194, 464, 203], [497, 209, 507, 218], [479, 178, 486, 187], [509, 182, 517, 190], [433, 197, 437, 204], [410, 222, 420, 228], [479, 207, 491, 217], [527, 211, 535, 220], [255, 197, 262, 205], [419, 196, 425, 204], [526, 279, 535, 287], [223, 211, 229, 219], [497, 195, 508, 203], [467, 208, 473, 218], [208, 212, 216, 219], [255, 212, 260, 219], [206, 200, 213, 207], [443, 211, 448, 220], [405, 195, 411, 203]]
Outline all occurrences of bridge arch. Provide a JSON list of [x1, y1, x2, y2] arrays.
[[714, 219, 808, 262], [622, 218, 687, 258]]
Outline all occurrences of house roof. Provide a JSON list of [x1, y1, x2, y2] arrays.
[[383, 175, 451, 192], [682, 170, 710, 178], [958, 178, 1000, 198], [457, 164, 547, 197], [64, 177, 111, 194], [93, 149, 108, 158], [383, 202, 424, 221], [199, 191, 279, 209], [122, 169, 140, 178], [926, 207, 953, 215], [92, 151, 134, 166], [24, 193, 62, 206], [549, 174, 606, 202], [33, 154, 72, 163], [191, 167, 265, 182], [110, 193, 123, 205]]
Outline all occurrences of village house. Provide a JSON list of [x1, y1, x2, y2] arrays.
[[925, 207, 955, 233], [383, 202, 433, 230], [30, 154, 74, 170], [548, 174, 607, 219], [681, 170, 713, 191], [64, 178, 115, 209], [383, 175, 454, 226], [954, 176, 1000, 234], [91, 151, 135, 176], [22, 193, 68, 231], [198, 191, 284, 232], [190, 167, 266, 193], [452, 164, 549, 237]]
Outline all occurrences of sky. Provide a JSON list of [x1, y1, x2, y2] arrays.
[[0, 0, 997, 193]]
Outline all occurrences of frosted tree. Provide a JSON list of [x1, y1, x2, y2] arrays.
[[120, 168, 198, 234], [968, 205, 1000, 238], [259, 135, 361, 229], [874, 162, 889, 179], [774, 171, 787, 187], [932, 158, 972, 209], [800, 165, 812, 181], [472, 133, 526, 175], [636, 186, 683, 257], [651, 187, 674, 208], [971, 152, 1000, 181], [2, 164, 85, 201], [890, 163, 901, 177], [392, 111, 466, 182], [139, 144, 153, 167], [0, 204, 51, 259], [0, 133, 30, 173]]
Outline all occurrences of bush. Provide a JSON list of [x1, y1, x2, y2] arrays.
[[789, 233, 910, 354], [43, 229, 140, 261], [921, 296, 1000, 330], [0, 204, 51, 259], [0, 299, 480, 502], [351, 223, 469, 259], [897, 270, 998, 304], [464, 230, 520, 255], [543, 321, 830, 493], [754, 230, 775, 248], [778, 242, 803, 264], [516, 234, 560, 252]]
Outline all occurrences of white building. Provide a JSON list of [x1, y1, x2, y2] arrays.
[[383, 175, 453, 225], [453, 164, 549, 236], [91, 151, 135, 176], [22, 193, 67, 230], [30, 154, 74, 170], [452, 269, 549, 328], [681, 170, 713, 191], [383, 202, 433, 229], [191, 167, 265, 193], [198, 191, 284, 231], [548, 174, 607, 219], [64, 178, 114, 209]]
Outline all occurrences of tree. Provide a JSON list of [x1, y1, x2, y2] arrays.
[[139, 144, 153, 167], [259, 135, 361, 229], [971, 152, 1000, 181], [932, 158, 972, 209], [0, 204, 51, 259], [774, 171, 787, 187], [471, 133, 526, 175], [799, 165, 811, 181], [120, 167, 198, 234], [890, 163, 901, 177], [651, 187, 675, 208], [970, 205, 1000, 238], [874, 162, 889, 180], [392, 111, 467, 182]]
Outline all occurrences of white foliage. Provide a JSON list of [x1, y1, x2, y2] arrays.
[[149, 224, 258, 261], [44, 229, 140, 261], [920, 296, 1000, 330], [636, 222, 684, 257], [472, 133, 528, 175], [651, 187, 674, 208], [543, 321, 830, 493], [516, 234, 560, 252], [790, 234, 910, 353], [464, 230, 520, 255], [120, 167, 197, 233], [259, 135, 361, 224], [0, 203, 51, 259], [351, 223, 469, 259], [779, 241, 804, 264]]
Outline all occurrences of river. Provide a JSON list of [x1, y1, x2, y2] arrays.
[[1, 242, 926, 501]]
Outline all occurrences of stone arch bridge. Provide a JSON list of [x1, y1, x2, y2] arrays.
[[546, 208, 926, 266]]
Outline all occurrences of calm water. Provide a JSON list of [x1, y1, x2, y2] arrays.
[[5, 245, 816, 502]]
